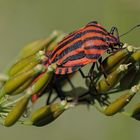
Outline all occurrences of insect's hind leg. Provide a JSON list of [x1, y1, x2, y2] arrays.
[[79, 69, 88, 78], [66, 75, 75, 89], [46, 89, 53, 105], [53, 83, 66, 101], [79, 63, 96, 79]]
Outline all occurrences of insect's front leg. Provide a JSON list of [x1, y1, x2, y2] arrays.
[[97, 57, 110, 86], [97, 57, 108, 78], [79, 63, 97, 79]]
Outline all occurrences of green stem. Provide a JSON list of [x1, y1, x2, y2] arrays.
[[0, 118, 4, 125], [120, 111, 132, 117], [20, 120, 33, 125], [93, 101, 106, 114], [1, 96, 24, 108]]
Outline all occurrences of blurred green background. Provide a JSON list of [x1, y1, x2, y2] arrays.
[[0, 0, 140, 140]]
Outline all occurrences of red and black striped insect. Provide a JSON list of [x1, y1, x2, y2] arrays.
[[32, 21, 140, 103], [31, 21, 123, 103], [47, 21, 123, 75]]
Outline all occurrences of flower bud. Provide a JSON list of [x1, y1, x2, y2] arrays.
[[4, 96, 30, 127], [8, 51, 47, 77], [25, 63, 56, 97], [30, 101, 67, 127], [96, 64, 129, 94], [10, 77, 34, 96], [19, 31, 60, 58], [104, 84, 139, 116], [46, 33, 65, 51], [130, 69, 140, 86], [101, 45, 133, 74], [131, 103, 140, 120], [0, 64, 45, 98], [120, 65, 138, 90], [129, 50, 140, 62], [104, 92, 135, 116]]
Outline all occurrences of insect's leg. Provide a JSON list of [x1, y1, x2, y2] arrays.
[[88, 81, 110, 106], [98, 57, 110, 85], [53, 82, 66, 100], [79, 69, 89, 78], [46, 89, 53, 105], [78, 91, 93, 105], [49, 95, 59, 104], [88, 63, 96, 77], [98, 57, 107, 78], [89, 76, 98, 94], [66, 75, 75, 89], [79, 63, 96, 79]]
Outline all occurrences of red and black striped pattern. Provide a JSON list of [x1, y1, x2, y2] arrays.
[[48, 21, 118, 74]]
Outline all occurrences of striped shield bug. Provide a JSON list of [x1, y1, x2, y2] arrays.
[[1, 23, 140, 127], [30, 21, 123, 103], [47, 21, 123, 75], [31, 21, 140, 103]]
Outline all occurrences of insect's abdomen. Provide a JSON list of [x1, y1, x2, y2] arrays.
[[49, 22, 109, 74]]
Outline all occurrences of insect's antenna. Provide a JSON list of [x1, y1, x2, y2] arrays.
[[120, 24, 140, 37]]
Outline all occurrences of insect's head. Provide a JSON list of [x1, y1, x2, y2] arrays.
[[106, 24, 140, 50], [105, 27, 123, 50], [87, 21, 123, 48]]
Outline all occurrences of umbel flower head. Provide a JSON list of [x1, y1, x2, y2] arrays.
[[0, 30, 140, 127]]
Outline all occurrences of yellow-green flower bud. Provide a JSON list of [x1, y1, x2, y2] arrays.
[[104, 84, 139, 116], [8, 51, 46, 77], [46, 33, 65, 51], [19, 31, 60, 58], [96, 64, 129, 94], [101, 44, 134, 74], [131, 103, 140, 120], [31, 101, 67, 127], [129, 50, 140, 62], [0, 64, 46, 98], [120, 66, 138, 90], [4, 96, 30, 127], [9, 77, 34, 96], [25, 63, 56, 97]]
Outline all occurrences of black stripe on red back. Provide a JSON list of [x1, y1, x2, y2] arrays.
[[60, 51, 85, 65], [84, 45, 108, 50], [50, 25, 108, 58], [51, 36, 106, 63]]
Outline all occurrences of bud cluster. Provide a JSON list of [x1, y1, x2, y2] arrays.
[[0, 32, 140, 127]]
